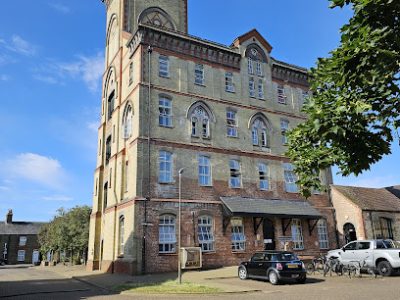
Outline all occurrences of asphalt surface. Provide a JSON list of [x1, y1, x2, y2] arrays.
[[1, 265, 400, 299]]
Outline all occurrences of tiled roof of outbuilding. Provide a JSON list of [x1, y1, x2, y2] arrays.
[[332, 185, 400, 212], [0, 221, 45, 235]]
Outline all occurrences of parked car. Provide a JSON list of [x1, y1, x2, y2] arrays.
[[238, 251, 307, 285], [327, 239, 400, 276]]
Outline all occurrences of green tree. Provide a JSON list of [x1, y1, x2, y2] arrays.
[[38, 206, 91, 263], [287, 0, 400, 197]]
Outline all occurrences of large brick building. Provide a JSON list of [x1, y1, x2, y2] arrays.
[[87, 0, 337, 274], [0, 210, 44, 265]]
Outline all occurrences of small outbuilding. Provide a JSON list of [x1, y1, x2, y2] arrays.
[[331, 185, 400, 246]]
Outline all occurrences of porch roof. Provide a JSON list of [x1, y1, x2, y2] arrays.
[[220, 197, 322, 219]]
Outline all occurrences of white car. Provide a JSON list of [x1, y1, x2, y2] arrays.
[[327, 239, 400, 276]]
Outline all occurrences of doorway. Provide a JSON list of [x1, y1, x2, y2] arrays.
[[263, 218, 275, 250], [343, 223, 357, 244]]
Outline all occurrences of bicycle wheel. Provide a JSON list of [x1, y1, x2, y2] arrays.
[[315, 260, 325, 274], [306, 262, 315, 275]]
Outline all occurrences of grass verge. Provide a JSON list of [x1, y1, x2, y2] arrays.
[[114, 280, 223, 294]]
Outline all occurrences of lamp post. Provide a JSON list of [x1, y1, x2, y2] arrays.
[[177, 168, 185, 284]]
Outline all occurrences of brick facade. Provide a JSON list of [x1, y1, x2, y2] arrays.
[[87, 0, 337, 275]]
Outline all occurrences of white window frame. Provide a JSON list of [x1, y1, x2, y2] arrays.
[[17, 250, 25, 262], [159, 55, 170, 77], [248, 58, 254, 74], [198, 215, 214, 252], [159, 214, 177, 253], [284, 163, 298, 193], [225, 72, 235, 92], [258, 79, 264, 99], [19, 236, 27, 246], [226, 110, 238, 137], [159, 97, 172, 127], [123, 105, 133, 139], [258, 163, 269, 190], [291, 219, 304, 250], [231, 218, 246, 251], [252, 118, 269, 148], [191, 106, 210, 139], [317, 219, 329, 249], [198, 155, 212, 186], [118, 216, 125, 255], [249, 77, 255, 98], [229, 159, 241, 188], [280, 119, 289, 145], [256, 61, 263, 76], [277, 85, 286, 104], [194, 63, 205, 85], [159, 151, 173, 183]]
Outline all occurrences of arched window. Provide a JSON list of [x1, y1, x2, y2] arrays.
[[159, 214, 176, 253], [106, 15, 119, 64], [118, 216, 125, 255], [138, 7, 176, 31], [103, 182, 108, 212], [187, 102, 215, 139], [198, 215, 214, 252], [122, 104, 133, 139], [251, 118, 269, 148], [191, 106, 209, 138]]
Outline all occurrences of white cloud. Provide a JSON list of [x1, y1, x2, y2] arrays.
[[49, 3, 71, 14], [33, 52, 104, 92], [2, 35, 37, 56], [33, 74, 58, 84], [0, 186, 10, 191], [87, 121, 99, 133], [0, 74, 10, 81], [42, 195, 73, 201], [3, 153, 68, 189]]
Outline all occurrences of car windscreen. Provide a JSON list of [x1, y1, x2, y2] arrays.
[[272, 253, 299, 261]]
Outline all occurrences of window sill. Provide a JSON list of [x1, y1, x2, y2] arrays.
[[199, 183, 213, 187], [225, 90, 236, 94], [285, 191, 300, 194], [159, 75, 170, 79], [194, 82, 206, 87], [227, 135, 238, 139], [229, 186, 242, 189], [159, 252, 177, 256], [202, 251, 216, 255], [232, 250, 246, 254], [159, 124, 174, 129], [159, 181, 175, 185]]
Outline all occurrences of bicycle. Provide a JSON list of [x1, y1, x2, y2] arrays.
[[306, 254, 326, 275]]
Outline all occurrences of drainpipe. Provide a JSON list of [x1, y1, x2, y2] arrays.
[[141, 44, 153, 274]]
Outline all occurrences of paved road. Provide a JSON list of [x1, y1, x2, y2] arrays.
[[1, 266, 400, 299]]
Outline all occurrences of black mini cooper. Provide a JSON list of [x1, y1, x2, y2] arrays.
[[238, 251, 307, 285]]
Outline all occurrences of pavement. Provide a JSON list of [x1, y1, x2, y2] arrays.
[[45, 264, 257, 293]]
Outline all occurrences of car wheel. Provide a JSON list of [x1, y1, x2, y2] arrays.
[[377, 261, 393, 277], [238, 266, 248, 280], [268, 270, 279, 285], [296, 274, 307, 284]]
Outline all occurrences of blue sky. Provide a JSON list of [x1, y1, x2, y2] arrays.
[[0, 1, 399, 222]]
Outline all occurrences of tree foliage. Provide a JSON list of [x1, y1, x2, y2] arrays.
[[287, 0, 400, 197], [38, 206, 91, 260]]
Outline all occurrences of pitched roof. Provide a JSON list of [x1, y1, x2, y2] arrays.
[[332, 185, 400, 212], [231, 29, 273, 53], [220, 197, 321, 219], [0, 221, 45, 235], [385, 185, 400, 199]]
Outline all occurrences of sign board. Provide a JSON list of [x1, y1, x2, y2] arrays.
[[180, 247, 202, 270], [263, 239, 273, 243], [277, 236, 292, 242]]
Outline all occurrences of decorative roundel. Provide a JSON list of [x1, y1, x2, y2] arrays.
[[251, 48, 259, 57]]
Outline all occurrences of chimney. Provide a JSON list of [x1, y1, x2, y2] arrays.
[[6, 209, 13, 224]]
